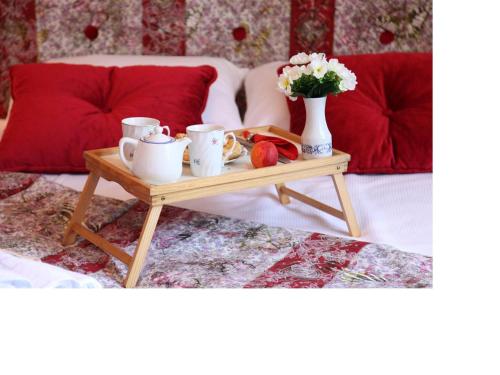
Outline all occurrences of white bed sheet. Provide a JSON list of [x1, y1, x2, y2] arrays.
[[0, 250, 101, 288], [44, 172, 432, 256]]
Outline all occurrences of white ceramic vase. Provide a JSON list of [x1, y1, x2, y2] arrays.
[[301, 97, 332, 159]]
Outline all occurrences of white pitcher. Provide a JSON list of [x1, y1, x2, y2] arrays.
[[186, 124, 236, 177], [119, 126, 191, 185]]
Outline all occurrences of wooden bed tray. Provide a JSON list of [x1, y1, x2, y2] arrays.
[[62, 125, 360, 287]]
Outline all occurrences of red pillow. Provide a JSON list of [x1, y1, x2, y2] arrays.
[[287, 53, 432, 174], [0, 63, 217, 173]]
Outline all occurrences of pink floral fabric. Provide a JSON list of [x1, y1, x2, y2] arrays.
[[185, 0, 291, 68], [0, 172, 40, 200], [0, 0, 38, 117], [334, 0, 432, 55], [142, 0, 186, 55], [246, 233, 367, 288], [0, 174, 432, 288], [36, 0, 142, 61]]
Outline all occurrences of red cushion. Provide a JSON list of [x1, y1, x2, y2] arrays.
[[287, 53, 432, 173], [0, 63, 217, 173]]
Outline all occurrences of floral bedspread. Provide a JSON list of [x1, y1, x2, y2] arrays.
[[0, 172, 432, 288]]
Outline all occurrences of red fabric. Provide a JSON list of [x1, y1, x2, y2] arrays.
[[83, 25, 99, 41], [289, 0, 335, 57], [243, 130, 298, 160], [287, 53, 432, 174], [245, 233, 367, 288], [0, 63, 216, 173], [232, 26, 247, 41]]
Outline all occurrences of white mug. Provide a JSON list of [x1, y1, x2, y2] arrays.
[[121, 117, 170, 160], [186, 124, 236, 177]]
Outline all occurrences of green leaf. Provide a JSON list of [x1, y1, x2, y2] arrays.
[[290, 71, 344, 98]]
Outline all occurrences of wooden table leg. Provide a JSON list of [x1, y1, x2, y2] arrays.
[[62, 172, 100, 245], [124, 204, 163, 288], [275, 183, 291, 205], [332, 173, 361, 237]]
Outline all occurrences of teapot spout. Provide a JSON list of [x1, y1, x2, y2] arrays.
[[174, 137, 191, 159]]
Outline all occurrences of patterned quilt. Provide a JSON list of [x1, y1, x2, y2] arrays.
[[0, 172, 432, 288]]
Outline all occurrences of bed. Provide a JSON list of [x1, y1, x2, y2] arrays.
[[0, 55, 432, 290]]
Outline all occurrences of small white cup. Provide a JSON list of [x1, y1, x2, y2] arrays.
[[186, 124, 236, 177], [121, 117, 170, 160]]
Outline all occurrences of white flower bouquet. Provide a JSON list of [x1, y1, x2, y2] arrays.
[[278, 52, 357, 101]]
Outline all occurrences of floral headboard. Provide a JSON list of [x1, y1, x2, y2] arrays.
[[0, 0, 432, 118]]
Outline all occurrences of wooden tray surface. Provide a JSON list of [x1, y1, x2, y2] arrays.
[[84, 125, 350, 198]]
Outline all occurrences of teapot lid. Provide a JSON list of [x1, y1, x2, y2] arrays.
[[141, 125, 175, 144]]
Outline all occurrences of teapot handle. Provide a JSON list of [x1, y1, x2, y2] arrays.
[[161, 125, 171, 136], [119, 137, 138, 170]]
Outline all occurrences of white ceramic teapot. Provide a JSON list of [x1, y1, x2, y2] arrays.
[[119, 125, 191, 185]]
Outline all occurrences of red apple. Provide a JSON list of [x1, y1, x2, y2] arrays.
[[251, 141, 278, 168]]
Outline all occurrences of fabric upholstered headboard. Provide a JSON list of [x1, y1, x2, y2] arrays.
[[0, 0, 432, 118]]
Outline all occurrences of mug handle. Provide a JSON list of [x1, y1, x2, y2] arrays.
[[222, 132, 237, 163], [119, 137, 138, 170], [161, 125, 171, 136]]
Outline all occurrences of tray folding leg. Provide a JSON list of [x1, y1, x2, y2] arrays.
[[331, 173, 360, 237], [275, 183, 291, 205], [275, 172, 360, 237], [62, 171, 164, 288], [124, 204, 163, 288], [62, 171, 100, 245]]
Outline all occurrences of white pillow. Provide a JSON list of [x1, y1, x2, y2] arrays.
[[243, 61, 290, 131], [3, 55, 247, 134]]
